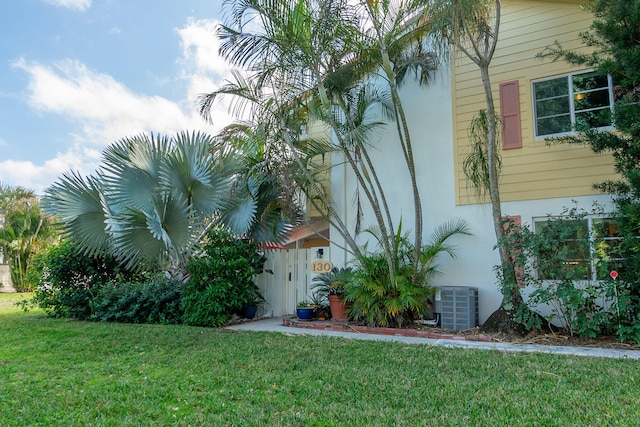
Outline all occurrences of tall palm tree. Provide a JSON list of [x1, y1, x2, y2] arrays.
[[200, 0, 439, 283], [430, 0, 533, 332]]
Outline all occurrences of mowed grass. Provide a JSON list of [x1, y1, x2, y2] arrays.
[[1, 294, 639, 426]]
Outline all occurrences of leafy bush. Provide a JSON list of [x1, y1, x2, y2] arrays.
[[182, 228, 267, 327], [345, 220, 469, 328], [345, 250, 432, 328], [311, 266, 354, 298], [90, 277, 184, 324], [30, 241, 143, 319], [498, 208, 636, 340]]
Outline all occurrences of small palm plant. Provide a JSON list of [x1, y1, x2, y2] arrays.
[[311, 266, 355, 298], [344, 219, 471, 328]]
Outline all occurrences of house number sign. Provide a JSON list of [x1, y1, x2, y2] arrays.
[[311, 260, 333, 273]]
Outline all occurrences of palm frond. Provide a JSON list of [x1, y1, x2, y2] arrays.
[[42, 171, 110, 257]]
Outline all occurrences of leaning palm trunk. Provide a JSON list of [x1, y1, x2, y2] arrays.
[[361, 0, 427, 281], [316, 81, 396, 282]]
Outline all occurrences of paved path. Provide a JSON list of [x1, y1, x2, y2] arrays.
[[226, 317, 640, 360]]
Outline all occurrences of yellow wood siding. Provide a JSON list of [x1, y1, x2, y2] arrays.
[[453, 0, 618, 205]]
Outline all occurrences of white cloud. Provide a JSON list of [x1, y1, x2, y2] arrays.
[[0, 147, 100, 195], [0, 138, 7, 147], [108, 27, 122, 36], [177, 18, 236, 126], [41, 0, 91, 11], [13, 57, 214, 144], [4, 19, 238, 194]]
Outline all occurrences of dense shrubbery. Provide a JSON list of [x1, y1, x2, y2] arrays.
[[30, 241, 144, 319], [182, 228, 267, 327], [90, 278, 185, 324], [344, 221, 469, 327], [500, 210, 640, 344], [28, 232, 266, 327]]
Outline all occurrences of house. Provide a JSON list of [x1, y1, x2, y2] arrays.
[[257, 0, 618, 322], [326, 0, 617, 324]]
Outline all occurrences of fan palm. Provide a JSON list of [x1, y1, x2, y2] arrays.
[[43, 131, 294, 272]]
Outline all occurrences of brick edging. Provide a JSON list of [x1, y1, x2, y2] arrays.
[[283, 317, 493, 342]]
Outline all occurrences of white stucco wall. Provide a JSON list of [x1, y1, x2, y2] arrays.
[[329, 72, 615, 324], [0, 265, 16, 293]]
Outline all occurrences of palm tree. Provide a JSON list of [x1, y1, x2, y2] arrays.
[[199, 0, 439, 283], [0, 184, 55, 291], [42, 131, 295, 273], [430, 0, 534, 332]]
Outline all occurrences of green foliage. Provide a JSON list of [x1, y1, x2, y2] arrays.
[[345, 251, 432, 328], [30, 241, 143, 319], [462, 109, 502, 197], [345, 220, 470, 327], [182, 228, 267, 327], [296, 300, 314, 308], [42, 132, 295, 273], [311, 266, 354, 298], [90, 277, 184, 324], [0, 183, 55, 292], [540, 0, 640, 343], [497, 207, 636, 340]]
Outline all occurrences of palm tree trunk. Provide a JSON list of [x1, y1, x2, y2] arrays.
[[360, 0, 424, 280], [334, 94, 395, 237], [480, 63, 523, 310], [314, 77, 396, 283]]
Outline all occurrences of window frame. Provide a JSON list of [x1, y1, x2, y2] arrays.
[[532, 215, 621, 282], [532, 70, 615, 140]]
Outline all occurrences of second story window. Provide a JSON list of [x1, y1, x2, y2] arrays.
[[533, 70, 614, 138]]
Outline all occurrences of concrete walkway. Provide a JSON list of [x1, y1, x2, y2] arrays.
[[226, 317, 640, 360]]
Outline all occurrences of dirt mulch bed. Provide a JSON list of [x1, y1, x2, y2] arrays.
[[283, 317, 640, 351]]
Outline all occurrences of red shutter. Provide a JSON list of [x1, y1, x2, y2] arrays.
[[499, 80, 522, 149]]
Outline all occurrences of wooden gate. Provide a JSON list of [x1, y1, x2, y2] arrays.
[[256, 247, 330, 317]]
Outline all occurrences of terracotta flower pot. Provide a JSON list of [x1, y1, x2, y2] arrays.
[[328, 294, 350, 321]]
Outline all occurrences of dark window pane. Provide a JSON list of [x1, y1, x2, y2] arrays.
[[593, 219, 620, 238], [575, 109, 612, 129], [538, 259, 590, 280], [573, 73, 608, 92], [575, 88, 611, 111], [535, 77, 568, 99], [537, 114, 571, 136], [537, 96, 570, 117]]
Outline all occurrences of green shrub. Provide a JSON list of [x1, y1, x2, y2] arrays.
[[91, 277, 184, 324], [498, 207, 639, 341], [345, 220, 469, 328], [345, 250, 432, 328], [182, 228, 267, 327], [30, 241, 143, 319]]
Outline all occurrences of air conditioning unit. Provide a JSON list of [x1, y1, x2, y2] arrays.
[[433, 286, 479, 330]]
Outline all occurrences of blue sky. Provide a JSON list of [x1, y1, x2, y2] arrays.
[[1, 0, 233, 193]]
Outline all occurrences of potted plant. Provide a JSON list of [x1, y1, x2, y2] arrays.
[[312, 267, 354, 321], [309, 292, 330, 320], [296, 300, 315, 320], [240, 288, 265, 319]]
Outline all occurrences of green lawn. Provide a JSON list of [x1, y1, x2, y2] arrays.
[[1, 293, 639, 426]]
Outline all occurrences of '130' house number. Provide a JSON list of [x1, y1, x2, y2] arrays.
[[311, 261, 333, 273]]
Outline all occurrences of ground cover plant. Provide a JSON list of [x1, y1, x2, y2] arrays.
[[1, 294, 639, 426]]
